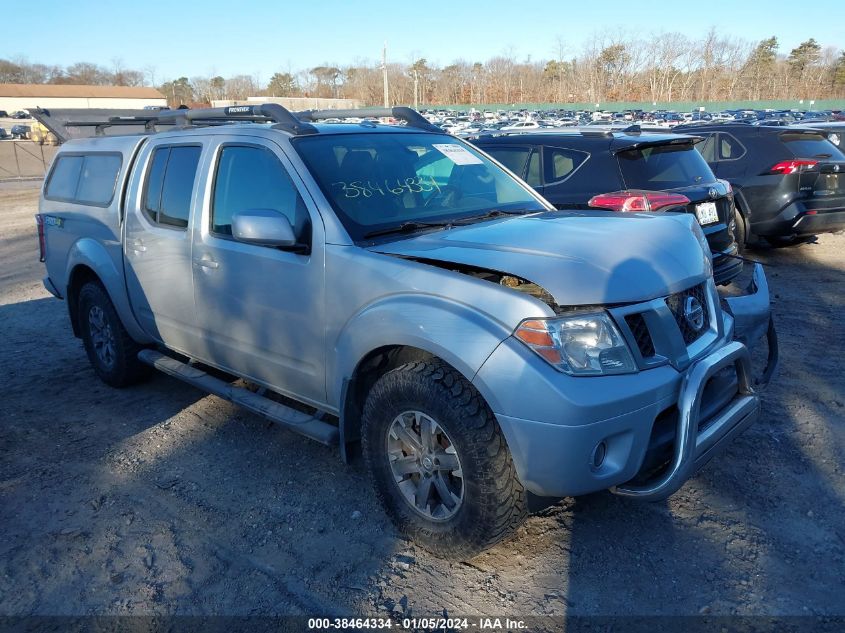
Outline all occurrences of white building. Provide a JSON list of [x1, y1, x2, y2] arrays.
[[0, 84, 167, 113], [211, 96, 364, 110]]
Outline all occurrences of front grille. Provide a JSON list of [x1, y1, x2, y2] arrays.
[[625, 313, 655, 358], [665, 283, 710, 345]]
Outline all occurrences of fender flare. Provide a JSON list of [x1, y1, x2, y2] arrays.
[[66, 238, 152, 344], [331, 293, 514, 442]]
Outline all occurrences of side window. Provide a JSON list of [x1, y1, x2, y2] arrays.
[[46, 155, 83, 200], [482, 147, 531, 180], [76, 154, 121, 205], [542, 147, 588, 183], [142, 145, 202, 229], [212, 145, 311, 244], [696, 134, 716, 162], [525, 150, 541, 187], [718, 134, 746, 161], [45, 153, 122, 205]]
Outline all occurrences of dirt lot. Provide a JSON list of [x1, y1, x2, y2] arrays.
[[1, 181, 844, 624]]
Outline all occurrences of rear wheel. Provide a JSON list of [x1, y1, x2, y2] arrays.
[[362, 360, 527, 560], [78, 282, 150, 388]]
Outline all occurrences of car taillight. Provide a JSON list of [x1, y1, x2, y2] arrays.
[[587, 190, 691, 212], [36, 214, 46, 262], [769, 159, 818, 175]]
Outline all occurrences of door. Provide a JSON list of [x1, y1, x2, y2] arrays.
[[191, 138, 326, 405], [124, 141, 204, 353]]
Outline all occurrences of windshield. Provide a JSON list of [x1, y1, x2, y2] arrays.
[[293, 132, 545, 240], [617, 142, 717, 189]]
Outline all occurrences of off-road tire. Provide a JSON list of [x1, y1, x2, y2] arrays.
[[362, 360, 527, 560], [78, 282, 150, 388]]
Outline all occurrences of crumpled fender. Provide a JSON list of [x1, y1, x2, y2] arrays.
[[724, 263, 778, 389]]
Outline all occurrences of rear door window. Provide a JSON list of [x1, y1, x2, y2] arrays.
[[717, 134, 745, 160], [482, 146, 531, 180], [780, 132, 845, 160], [542, 147, 588, 183], [142, 145, 202, 229], [617, 143, 717, 189], [695, 134, 716, 162]]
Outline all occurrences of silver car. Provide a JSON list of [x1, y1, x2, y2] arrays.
[[36, 105, 775, 559]]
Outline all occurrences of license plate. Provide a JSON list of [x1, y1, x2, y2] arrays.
[[695, 202, 719, 225]]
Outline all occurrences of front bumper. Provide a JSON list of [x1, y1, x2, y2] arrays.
[[472, 264, 776, 501], [610, 340, 758, 500]]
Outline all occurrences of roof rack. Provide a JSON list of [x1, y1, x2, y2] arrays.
[[296, 106, 441, 132], [31, 104, 443, 144], [157, 104, 318, 135]]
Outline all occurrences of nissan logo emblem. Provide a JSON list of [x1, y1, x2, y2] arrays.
[[684, 296, 705, 332]]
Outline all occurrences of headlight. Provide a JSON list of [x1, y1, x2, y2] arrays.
[[514, 313, 637, 375]]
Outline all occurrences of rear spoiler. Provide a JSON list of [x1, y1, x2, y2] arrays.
[[610, 134, 703, 154]]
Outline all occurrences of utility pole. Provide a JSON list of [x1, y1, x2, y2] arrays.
[[382, 41, 389, 108], [413, 69, 419, 110]]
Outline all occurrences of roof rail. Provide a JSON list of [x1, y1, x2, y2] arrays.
[[157, 104, 318, 135], [296, 106, 441, 132]]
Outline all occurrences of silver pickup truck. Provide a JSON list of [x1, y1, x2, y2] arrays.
[[36, 105, 776, 559]]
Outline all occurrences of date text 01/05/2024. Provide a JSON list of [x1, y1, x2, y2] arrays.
[[307, 617, 528, 630]]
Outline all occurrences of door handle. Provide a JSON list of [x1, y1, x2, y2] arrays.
[[130, 238, 146, 253], [195, 256, 219, 270]]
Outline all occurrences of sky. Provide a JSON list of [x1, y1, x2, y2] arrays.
[[4, 0, 844, 83]]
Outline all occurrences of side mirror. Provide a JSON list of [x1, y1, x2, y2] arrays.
[[231, 209, 297, 247]]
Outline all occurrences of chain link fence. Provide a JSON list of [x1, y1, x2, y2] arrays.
[[0, 141, 57, 181]]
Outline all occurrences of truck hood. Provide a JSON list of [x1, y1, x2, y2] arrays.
[[368, 210, 711, 306]]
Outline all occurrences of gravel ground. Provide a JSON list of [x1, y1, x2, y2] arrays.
[[1, 181, 843, 624]]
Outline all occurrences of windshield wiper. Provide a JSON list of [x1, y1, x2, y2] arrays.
[[452, 208, 541, 225], [363, 221, 454, 239]]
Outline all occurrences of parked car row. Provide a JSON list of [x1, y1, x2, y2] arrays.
[[422, 107, 844, 137], [0, 124, 32, 140], [0, 110, 32, 120]]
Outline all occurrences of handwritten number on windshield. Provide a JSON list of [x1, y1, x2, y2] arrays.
[[332, 176, 441, 199]]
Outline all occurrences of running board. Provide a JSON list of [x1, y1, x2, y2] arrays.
[[138, 350, 339, 446]]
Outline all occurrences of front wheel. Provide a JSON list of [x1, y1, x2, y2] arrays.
[[362, 360, 527, 560], [78, 282, 150, 388]]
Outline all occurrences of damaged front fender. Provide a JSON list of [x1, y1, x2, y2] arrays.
[[723, 263, 778, 389]]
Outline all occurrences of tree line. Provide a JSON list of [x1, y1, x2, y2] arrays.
[[3, 31, 845, 107]]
